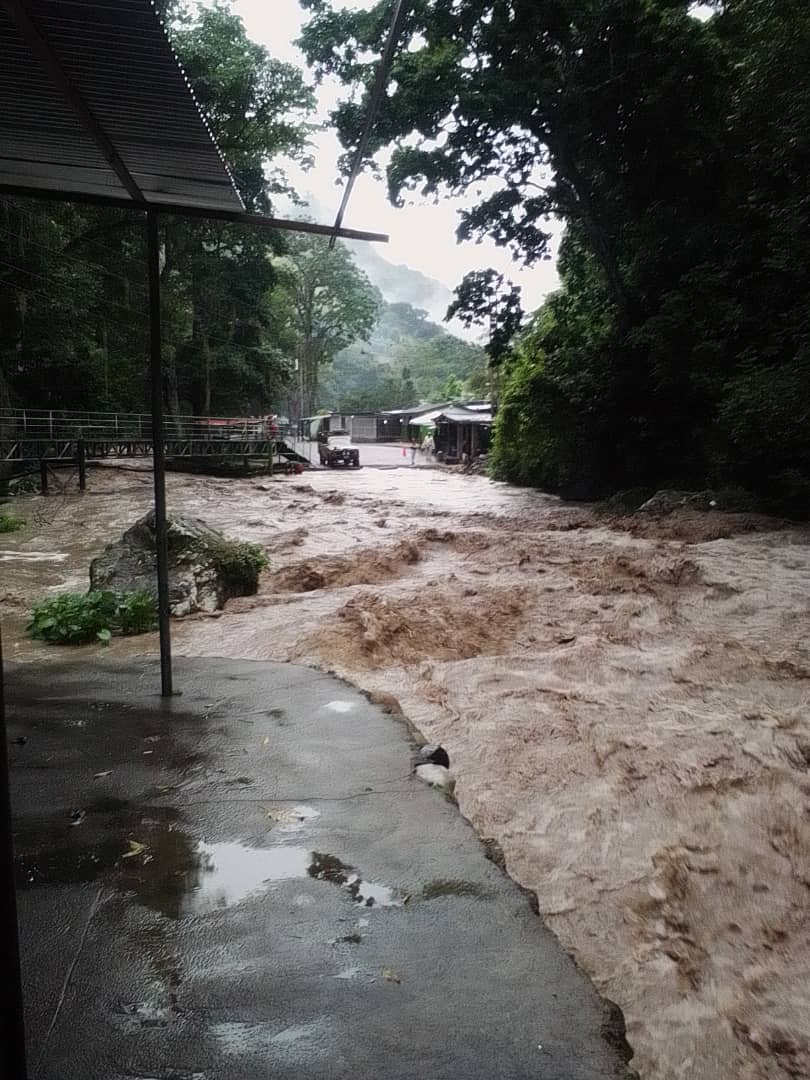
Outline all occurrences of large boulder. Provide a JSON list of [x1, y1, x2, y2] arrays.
[[89, 511, 267, 616]]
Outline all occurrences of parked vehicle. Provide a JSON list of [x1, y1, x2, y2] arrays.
[[318, 432, 360, 468]]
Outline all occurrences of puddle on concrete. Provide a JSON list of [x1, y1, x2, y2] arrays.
[[422, 879, 488, 900], [185, 842, 312, 914], [332, 966, 362, 980], [16, 804, 398, 917], [212, 1018, 333, 1059], [110, 997, 175, 1031], [308, 852, 399, 907], [265, 805, 320, 831], [325, 700, 354, 713]]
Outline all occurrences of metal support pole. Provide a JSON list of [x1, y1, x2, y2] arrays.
[[0, 625, 29, 1080], [77, 438, 86, 491], [147, 210, 173, 697]]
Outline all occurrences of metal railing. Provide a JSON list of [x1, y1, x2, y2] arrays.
[[0, 408, 292, 444]]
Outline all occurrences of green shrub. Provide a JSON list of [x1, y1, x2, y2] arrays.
[[27, 590, 157, 645], [208, 539, 269, 595], [0, 510, 25, 533], [9, 474, 40, 495]]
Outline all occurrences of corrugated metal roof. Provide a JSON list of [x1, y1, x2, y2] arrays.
[[409, 408, 445, 427], [0, 0, 243, 212], [436, 408, 493, 424]]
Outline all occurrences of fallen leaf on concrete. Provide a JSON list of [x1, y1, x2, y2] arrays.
[[121, 840, 147, 859], [262, 736, 270, 746], [94, 770, 113, 779], [69, 810, 86, 826], [382, 967, 401, 984]]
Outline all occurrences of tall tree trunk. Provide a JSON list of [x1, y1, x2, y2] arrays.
[[301, 338, 319, 418]]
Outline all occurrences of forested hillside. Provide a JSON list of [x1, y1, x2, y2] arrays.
[[321, 300, 488, 413], [302, 0, 810, 513]]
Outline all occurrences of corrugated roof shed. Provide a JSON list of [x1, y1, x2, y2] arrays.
[[0, 0, 243, 212], [437, 407, 493, 424]]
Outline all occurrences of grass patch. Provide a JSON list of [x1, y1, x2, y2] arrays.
[[0, 509, 26, 533], [208, 539, 269, 595], [27, 590, 157, 645]]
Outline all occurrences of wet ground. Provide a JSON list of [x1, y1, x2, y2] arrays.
[[6, 656, 631, 1080], [3, 463, 810, 1079]]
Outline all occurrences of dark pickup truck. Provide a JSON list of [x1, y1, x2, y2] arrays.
[[317, 432, 360, 468]]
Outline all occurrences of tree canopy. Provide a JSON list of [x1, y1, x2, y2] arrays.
[[271, 233, 381, 417], [301, 0, 810, 513], [0, 2, 315, 420], [321, 299, 489, 413]]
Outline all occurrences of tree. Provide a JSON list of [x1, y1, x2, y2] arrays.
[[159, 3, 316, 416], [272, 234, 381, 417], [0, 2, 316, 420], [302, 0, 810, 513]]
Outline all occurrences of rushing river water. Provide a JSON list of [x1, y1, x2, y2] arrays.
[[3, 461, 810, 1080]]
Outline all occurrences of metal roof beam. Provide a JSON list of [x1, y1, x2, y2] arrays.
[[0, 184, 389, 243], [0, 0, 145, 203]]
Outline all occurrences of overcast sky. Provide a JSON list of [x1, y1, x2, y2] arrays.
[[230, 0, 562, 321]]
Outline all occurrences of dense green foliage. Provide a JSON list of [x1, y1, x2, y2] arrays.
[[271, 233, 380, 416], [206, 539, 269, 595], [0, 3, 362, 423], [0, 509, 25, 533], [302, 0, 810, 513], [28, 590, 157, 645]]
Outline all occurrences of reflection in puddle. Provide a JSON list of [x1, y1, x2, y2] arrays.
[[308, 852, 399, 907], [185, 843, 311, 914], [17, 809, 398, 917], [187, 844, 399, 914], [325, 700, 354, 713]]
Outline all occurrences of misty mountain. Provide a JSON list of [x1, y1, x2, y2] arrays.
[[346, 240, 454, 326]]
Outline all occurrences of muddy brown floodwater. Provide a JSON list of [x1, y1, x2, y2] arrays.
[[3, 462, 810, 1080]]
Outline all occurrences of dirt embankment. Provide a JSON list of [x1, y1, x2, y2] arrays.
[[4, 466, 809, 1080]]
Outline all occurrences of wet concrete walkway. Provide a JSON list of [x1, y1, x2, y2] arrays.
[[7, 657, 633, 1079]]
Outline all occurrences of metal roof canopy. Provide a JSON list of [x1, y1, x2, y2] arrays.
[[0, 0, 388, 242], [0, 4, 390, 1078]]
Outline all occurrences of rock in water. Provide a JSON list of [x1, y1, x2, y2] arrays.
[[418, 744, 450, 769], [89, 511, 265, 616]]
